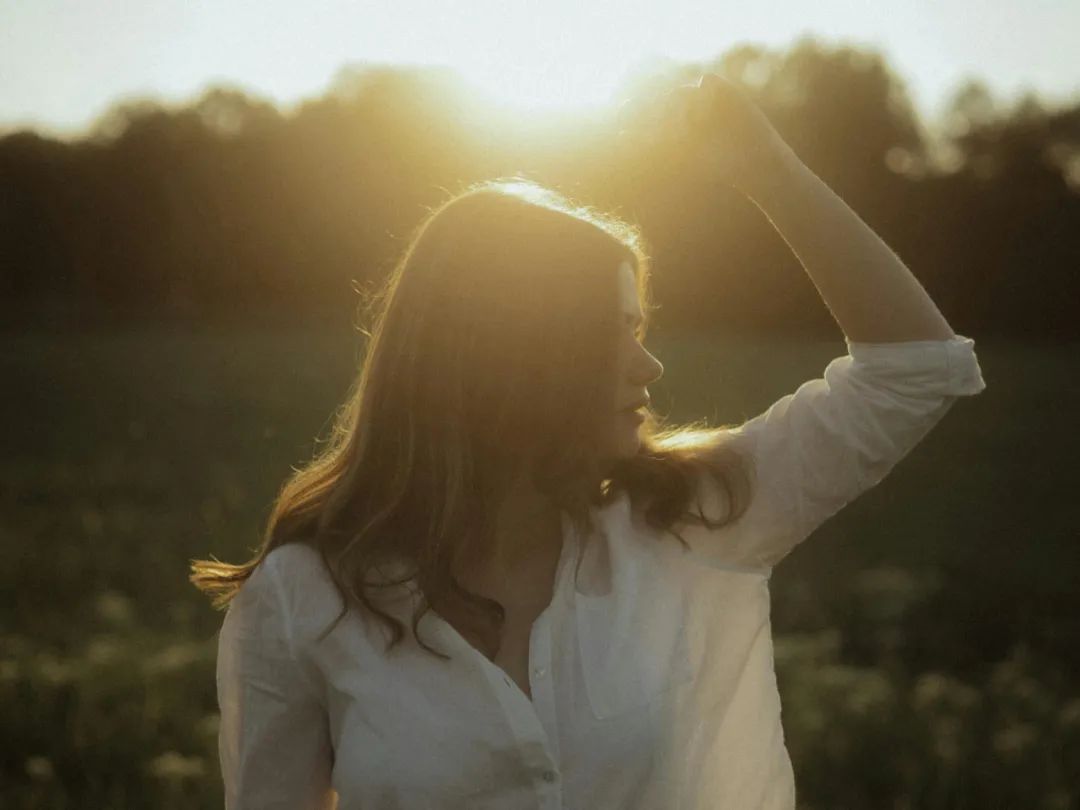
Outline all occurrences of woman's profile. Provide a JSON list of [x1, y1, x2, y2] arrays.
[[190, 73, 986, 809]]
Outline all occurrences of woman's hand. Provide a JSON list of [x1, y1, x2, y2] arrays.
[[616, 72, 798, 196]]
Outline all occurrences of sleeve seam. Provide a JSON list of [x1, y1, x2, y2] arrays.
[[265, 554, 299, 662], [265, 552, 328, 709]]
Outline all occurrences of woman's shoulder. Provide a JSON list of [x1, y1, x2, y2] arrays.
[[264, 540, 332, 585], [263, 541, 420, 645], [255, 542, 347, 638]]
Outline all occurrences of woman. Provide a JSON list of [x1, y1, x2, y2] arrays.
[[190, 73, 986, 809]]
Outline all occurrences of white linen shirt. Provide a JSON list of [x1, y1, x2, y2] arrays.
[[216, 335, 987, 810]]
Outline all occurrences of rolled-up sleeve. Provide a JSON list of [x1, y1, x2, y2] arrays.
[[217, 555, 336, 809], [679, 334, 987, 574]]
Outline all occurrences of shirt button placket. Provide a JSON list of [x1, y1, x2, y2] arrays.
[[539, 767, 561, 809], [540, 768, 565, 807]]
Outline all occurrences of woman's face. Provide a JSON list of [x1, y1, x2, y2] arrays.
[[603, 260, 664, 462]]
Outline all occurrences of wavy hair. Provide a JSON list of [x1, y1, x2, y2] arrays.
[[190, 176, 755, 661]]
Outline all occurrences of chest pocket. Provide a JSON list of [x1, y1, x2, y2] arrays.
[[574, 587, 696, 721]]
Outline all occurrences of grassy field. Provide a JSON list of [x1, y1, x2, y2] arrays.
[[2, 327, 1076, 808]]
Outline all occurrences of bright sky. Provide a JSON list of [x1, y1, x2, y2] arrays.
[[2, 0, 1078, 139]]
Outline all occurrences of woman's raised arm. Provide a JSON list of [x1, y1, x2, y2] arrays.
[[741, 142, 956, 343], [640, 72, 958, 344]]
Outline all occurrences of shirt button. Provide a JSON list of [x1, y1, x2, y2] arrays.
[[541, 769, 558, 783], [532, 666, 547, 678]]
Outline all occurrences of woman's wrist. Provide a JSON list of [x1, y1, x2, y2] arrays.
[[734, 140, 806, 208]]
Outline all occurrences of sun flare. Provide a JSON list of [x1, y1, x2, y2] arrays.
[[456, 62, 622, 115]]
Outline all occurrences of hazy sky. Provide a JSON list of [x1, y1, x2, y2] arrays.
[[3, 0, 1078, 139]]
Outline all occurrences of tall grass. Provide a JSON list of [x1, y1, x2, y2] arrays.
[[3, 327, 1075, 808]]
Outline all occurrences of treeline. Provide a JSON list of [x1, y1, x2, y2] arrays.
[[2, 36, 1078, 338]]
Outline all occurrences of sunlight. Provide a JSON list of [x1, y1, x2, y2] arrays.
[[425, 12, 684, 121], [456, 60, 621, 116]]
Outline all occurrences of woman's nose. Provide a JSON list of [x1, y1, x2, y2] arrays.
[[634, 346, 664, 383]]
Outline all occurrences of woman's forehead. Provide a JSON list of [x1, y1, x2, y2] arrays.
[[617, 260, 642, 315]]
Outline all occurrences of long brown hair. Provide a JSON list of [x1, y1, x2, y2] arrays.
[[190, 177, 755, 660]]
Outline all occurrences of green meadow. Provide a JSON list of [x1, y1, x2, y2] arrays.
[[3, 328, 1076, 809]]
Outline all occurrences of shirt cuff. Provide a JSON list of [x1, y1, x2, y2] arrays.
[[843, 333, 987, 397]]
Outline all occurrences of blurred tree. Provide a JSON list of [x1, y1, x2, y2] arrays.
[[1, 41, 1077, 337]]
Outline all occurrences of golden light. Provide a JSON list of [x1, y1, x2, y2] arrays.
[[454, 61, 623, 117], [422, 20, 683, 121]]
